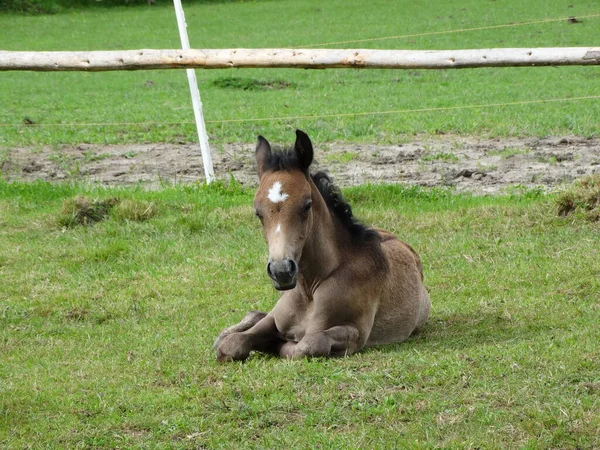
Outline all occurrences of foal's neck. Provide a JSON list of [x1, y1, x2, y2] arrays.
[[298, 182, 346, 287]]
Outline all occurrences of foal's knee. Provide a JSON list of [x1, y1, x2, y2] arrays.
[[241, 310, 267, 326]]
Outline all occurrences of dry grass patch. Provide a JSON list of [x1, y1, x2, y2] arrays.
[[57, 196, 157, 227], [556, 175, 600, 221], [57, 195, 118, 227], [112, 199, 157, 222]]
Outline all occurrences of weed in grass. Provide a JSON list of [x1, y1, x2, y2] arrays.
[[536, 154, 564, 165], [48, 152, 69, 170], [64, 306, 90, 322], [422, 152, 459, 163], [323, 151, 359, 164], [0, 149, 9, 169], [504, 184, 545, 199], [476, 163, 498, 173], [82, 150, 111, 162], [556, 174, 600, 221], [488, 147, 530, 159], [49, 152, 84, 177], [449, 141, 464, 152], [122, 151, 137, 159], [111, 199, 158, 222], [57, 195, 118, 227]]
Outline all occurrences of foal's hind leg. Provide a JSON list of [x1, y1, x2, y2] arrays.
[[279, 325, 362, 359]]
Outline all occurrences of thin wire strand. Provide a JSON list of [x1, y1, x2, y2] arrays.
[[208, 96, 600, 124], [1, 14, 596, 129], [294, 13, 600, 48], [3, 95, 599, 128]]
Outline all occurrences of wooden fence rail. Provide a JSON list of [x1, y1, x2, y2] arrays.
[[1, 48, 599, 71]]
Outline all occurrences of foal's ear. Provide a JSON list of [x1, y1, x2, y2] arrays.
[[294, 129, 314, 172], [255, 135, 272, 179]]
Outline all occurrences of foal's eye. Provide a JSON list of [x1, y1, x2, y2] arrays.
[[255, 209, 263, 219], [303, 201, 312, 214]]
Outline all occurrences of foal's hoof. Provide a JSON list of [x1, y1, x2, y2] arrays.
[[215, 333, 252, 362]]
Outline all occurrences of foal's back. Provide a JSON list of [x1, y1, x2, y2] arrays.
[[366, 229, 431, 346]]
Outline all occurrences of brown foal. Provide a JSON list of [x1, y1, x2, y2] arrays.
[[214, 130, 430, 361]]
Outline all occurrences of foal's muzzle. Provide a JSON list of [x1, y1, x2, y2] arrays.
[[267, 259, 298, 290]]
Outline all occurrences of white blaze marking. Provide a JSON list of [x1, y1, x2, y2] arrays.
[[275, 224, 281, 234], [267, 181, 288, 204]]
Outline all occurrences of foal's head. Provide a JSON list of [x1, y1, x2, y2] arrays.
[[253, 130, 315, 291]]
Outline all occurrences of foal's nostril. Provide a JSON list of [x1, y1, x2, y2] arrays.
[[267, 259, 298, 286], [286, 259, 297, 277]]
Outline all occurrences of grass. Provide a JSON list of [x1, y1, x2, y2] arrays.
[[56, 195, 119, 227], [487, 147, 531, 159], [322, 150, 359, 164], [557, 174, 600, 221], [422, 151, 460, 163], [1, 0, 157, 14], [1, 180, 599, 448], [1, 1, 599, 447], [56, 195, 157, 227], [212, 77, 296, 92], [0, 0, 599, 147]]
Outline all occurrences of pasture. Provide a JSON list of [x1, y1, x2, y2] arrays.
[[1, 180, 600, 448], [1, 0, 599, 146], [1, 0, 600, 448]]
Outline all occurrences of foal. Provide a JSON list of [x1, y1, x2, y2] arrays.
[[214, 130, 430, 361]]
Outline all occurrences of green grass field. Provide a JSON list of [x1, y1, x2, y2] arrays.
[[0, 0, 599, 147], [2, 1, 600, 448], [1, 180, 599, 448]]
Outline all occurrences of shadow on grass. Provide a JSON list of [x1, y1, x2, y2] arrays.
[[373, 310, 557, 354], [1, 0, 278, 15], [223, 309, 556, 363]]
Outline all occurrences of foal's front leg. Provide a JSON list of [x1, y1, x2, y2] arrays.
[[215, 313, 283, 362], [213, 310, 267, 350], [280, 325, 362, 359]]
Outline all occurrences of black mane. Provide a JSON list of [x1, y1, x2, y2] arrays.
[[262, 148, 380, 244], [311, 172, 380, 244]]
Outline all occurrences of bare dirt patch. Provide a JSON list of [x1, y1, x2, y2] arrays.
[[2, 136, 600, 194]]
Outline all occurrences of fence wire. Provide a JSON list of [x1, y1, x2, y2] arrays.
[[294, 13, 600, 48], [1, 11, 598, 130], [2, 95, 599, 128]]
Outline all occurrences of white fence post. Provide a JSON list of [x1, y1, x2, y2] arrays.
[[173, 0, 215, 184]]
